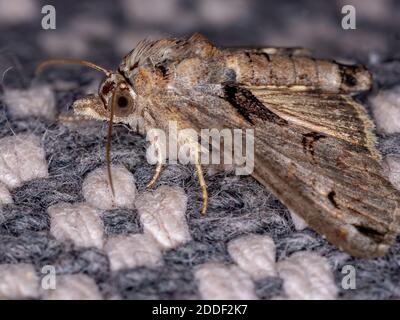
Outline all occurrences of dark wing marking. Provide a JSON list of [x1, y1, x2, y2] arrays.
[[222, 84, 287, 125]]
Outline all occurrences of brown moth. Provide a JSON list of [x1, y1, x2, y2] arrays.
[[37, 33, 400, 258]]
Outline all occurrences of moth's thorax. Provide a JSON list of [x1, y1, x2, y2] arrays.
[[117, 34, 226, 94]]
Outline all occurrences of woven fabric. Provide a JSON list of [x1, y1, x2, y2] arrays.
[[0, 0, 400, 299]]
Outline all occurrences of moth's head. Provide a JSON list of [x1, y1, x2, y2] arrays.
[[73, 73, 136, 122], [35, 59, 137, 124], [36, 58, 140, 198]]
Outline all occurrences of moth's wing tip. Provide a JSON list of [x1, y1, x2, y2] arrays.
[[337, 224, 393, 258], [344, 244, 389, 259]]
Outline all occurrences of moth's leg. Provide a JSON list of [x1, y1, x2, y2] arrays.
[[146, 161, 163, 188], [195, 162, 208, 215], [146, 142, 163, 189], [195, 148, 208, 216]]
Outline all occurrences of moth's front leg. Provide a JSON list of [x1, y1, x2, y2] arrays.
[[194, 148, 208, 215], [146, 140, 164, 189]]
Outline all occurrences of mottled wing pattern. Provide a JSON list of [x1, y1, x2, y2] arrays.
[[246, 88, 400, 257], [158, 84, 400, 257], [249, 89, 380, 160]]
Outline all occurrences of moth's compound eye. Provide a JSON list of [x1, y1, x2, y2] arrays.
[[113, 91, 134, 116], [99, 75, 135, 117], [117, 95, 129, 109]]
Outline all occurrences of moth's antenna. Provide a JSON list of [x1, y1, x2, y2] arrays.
[[35, 59, 112, 77], [106, 87, 117, 197]]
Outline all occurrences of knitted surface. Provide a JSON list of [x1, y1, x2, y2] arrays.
[[0, 0, 399, 299]]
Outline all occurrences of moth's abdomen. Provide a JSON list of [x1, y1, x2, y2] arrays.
[[224, 51, 372, 93]]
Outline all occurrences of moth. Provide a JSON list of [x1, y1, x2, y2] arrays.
[[37, 33, 400, 258]]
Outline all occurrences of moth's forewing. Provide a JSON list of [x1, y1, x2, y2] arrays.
[[250, 90, 380, 160], [153, 84, 400, 258], [250, 90, 400, 257]]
